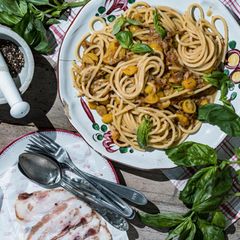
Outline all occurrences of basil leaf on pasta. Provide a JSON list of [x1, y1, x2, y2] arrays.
[[115, 31, 133, 49], [203, 71, 233, 110], [130, 43, 153, 53], [153, 9, 167, 39], [112, 16, 126, 35], [137, 117, 152, 149], [126, 18, 141, 26]]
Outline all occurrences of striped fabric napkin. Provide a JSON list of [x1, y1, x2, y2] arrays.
[[48, 0, 240, 225]]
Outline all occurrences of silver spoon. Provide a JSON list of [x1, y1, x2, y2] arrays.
[[18, 152, 129, 231]]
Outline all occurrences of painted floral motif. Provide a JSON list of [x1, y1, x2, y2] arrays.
[[224, 40, 240, 100], [96, 0, 136, 22], [80, 98, 133, 154]]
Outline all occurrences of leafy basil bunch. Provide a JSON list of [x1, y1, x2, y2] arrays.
[[140, 141, 237, 240], [0, 0, 89, 53]]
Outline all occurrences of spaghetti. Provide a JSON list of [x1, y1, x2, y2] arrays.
[[72, 2, 228, 150]]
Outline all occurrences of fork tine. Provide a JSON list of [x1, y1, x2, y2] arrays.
[[28, 140, 56, 154], [30, 137, 56, 153], [37, 133, 61, 149], [25, 149, 45, 155], [26, 144, 51, 154], [33, 134, 59, 152]]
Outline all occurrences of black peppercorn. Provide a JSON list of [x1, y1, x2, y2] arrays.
[[0, 39, 25, 78]]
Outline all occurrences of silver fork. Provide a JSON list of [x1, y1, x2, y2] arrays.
[[26, 133, 135, 219], [27, 133, 147, 206]]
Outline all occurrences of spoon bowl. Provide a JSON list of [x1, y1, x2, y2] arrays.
[[19, 152, 61, 188]]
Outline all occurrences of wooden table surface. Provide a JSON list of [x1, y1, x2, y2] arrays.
[[0, 53, 240, 239]]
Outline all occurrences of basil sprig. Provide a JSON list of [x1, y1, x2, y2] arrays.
[[115, 31, 153, 54], [0, 0, 89, 53], [203, 71, 233, 110], [153, 9, 167, 39], [137, 116, 152, 149], [139, 141, 239, 240], [198, 104, 240, 137]]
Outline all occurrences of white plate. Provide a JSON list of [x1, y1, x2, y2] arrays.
[[58, 0, 240, 169], [0, 130, 128, 240]]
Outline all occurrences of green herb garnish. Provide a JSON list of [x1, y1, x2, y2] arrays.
[[115, 31, 133, 49], [115, 30, 152, 54], [112, 16, 126, 35], [153, 9, 167, 39], [203, 71, 233, 110], [137, 116, 152, 149], [112, 16, 141, 35], [130, 42, 153, 54]]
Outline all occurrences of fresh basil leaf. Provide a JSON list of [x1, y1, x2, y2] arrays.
[[46, 18, 60, 25], [0, 12, 21, 26], [166, 218, 195, 240], [235, 169, 240, 183], [115, 31, 133, 49], [202, 71, 224, 88], [179, 166, 215, 207], [211, 211, 226, 229], [112, 16, 126, 35], [62, 0, 90, 8], [235, 192, 240, 197], [0, 0, 27, 17], [18, 0, 28, 16], [13, 12, 52, 54], [198, 104, 240, 137], [186, 223, 196, 240], [51, 9, 62, 17], [139, 212, 185, 228], [153, 9, 167, 39], [126, 18, 141, 25], [25, 0, 50, 5], [166, 141, 217, 167], [33, 18, 52, 53], [192, 166, 232, 213], [137, 116, 152, 149], [235, 148, 240, 159], [130, 43, 153, 54], [197, 219, 225, 240], [13, 12, 36, 45], [203, 71, 233, 109]]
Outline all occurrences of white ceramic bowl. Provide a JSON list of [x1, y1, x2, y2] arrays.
[[0, 26, 34, 104]]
